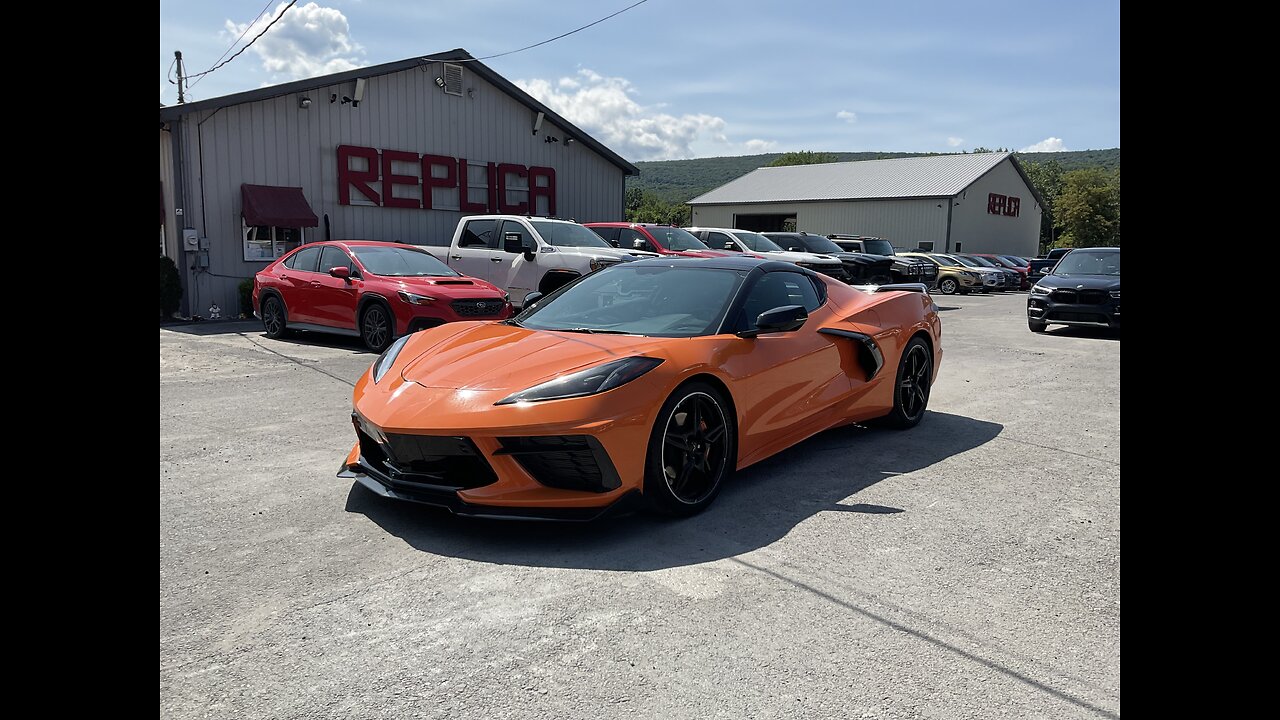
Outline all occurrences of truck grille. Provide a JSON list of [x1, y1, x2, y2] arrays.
[[451, 299, 507, 317]]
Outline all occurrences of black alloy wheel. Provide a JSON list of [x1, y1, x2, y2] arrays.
[[361, 304, 393, 353], [939, 277, 958, 295], [262, 297, 286, 338], [878, 337, 933, 429], [645, 383, 735, 516]]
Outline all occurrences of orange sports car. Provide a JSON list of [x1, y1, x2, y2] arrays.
[[341, 257, 942, 519]]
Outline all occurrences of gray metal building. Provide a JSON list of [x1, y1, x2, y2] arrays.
[[688, 152, 1042, 257], [159, 48, 637, 318]]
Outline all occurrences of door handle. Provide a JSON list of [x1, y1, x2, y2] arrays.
[[490, 257, 503, 262], [280, 274, 289, 280], [451, 255, 463, 260], [311, 281, 321, 288]]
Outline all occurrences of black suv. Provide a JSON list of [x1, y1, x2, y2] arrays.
[[764, 232, 894, 285], [1027, 247, 1120, 332], [828, 235, 938, 288]]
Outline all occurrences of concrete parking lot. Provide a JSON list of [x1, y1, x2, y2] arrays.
[[160, 291, 1120, 719]]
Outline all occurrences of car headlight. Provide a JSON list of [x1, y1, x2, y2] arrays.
[[371, 335, 411, 384], [397, 290, 435, 305], [589, 258, 619, 272], [1031, 284, 1051, 295], [1109, 290, 1120, 300], [495, 356, 663, 405]]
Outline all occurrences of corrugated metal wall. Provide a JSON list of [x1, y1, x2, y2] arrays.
[[171, 62, 626, 318], [691, 197, 949, 249], [948, 158, 1040, 256], [159, 129, 177, 259]]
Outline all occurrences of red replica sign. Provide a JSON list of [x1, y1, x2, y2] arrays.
[[987, 193, 1020, 218], [337, 145, 556, 216]]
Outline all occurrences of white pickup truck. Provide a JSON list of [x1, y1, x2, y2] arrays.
[[433, 215, 658, 306]]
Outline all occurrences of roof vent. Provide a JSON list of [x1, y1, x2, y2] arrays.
[[443, 64, 463, 96]]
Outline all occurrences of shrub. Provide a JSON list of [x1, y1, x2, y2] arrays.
[[160, 256, 182, 317], [238, 279, 255, 318]]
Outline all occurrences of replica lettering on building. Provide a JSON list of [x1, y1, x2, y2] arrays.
[[987, 193, 1020, 217], [337, 145, 556, 216]]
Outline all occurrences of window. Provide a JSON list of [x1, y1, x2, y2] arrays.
[[590, 226, 621, 244], [291, 245, 323, 273], [708, 232, 738, 251], [499, 220, 527, 253], [243, 223, 303, 261], [619, 228, 653, 252], [918, 241, 935, 252], [531, 221, 611, 248], [954, 242, 963, 252], [738, 272, 821, 331], [459, 219, 496, 248], [320, 245, 354, 275], [350, 246, 459, 277]]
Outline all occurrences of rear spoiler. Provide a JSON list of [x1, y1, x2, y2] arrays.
[[874, 283, 930, 294]]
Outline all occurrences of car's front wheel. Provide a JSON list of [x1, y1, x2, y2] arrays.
[[878, 336, 933, 429], [644, 382, 736, 517], [262, 296, 287, 339], [938, 277, 958, 295], [360, 303, 394, 353]]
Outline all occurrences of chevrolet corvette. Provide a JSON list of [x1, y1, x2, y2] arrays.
[[342, 256, 942, 519]]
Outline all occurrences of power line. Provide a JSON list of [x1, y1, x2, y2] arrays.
[[457, 0, 650, 62], [186, 0, 297, 82], [190, 0, 278, 89]]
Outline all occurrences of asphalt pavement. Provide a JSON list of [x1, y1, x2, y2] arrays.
[[160, 291, 1120, 719]]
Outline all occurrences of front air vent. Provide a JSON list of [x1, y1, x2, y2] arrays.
[[443, 63, 464, 96]]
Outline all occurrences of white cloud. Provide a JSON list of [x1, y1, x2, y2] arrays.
[[946, 136, 965, 147], [516, 69, 766, 161], [1020, 137, 1068, 153], [224, 2, 362, 81], [836, 110, 858, 123]]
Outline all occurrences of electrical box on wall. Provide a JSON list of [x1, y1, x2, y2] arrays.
[[183, 228, 199, 250]]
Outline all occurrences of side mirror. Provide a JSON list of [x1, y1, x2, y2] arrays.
[[522, 291, 543, 307], [328, 266, 351, 280], [743, 305, 808, 337], [609, 239, 620, 247], [518, 234, 537, 260], [789, 246, 803, 252], [632, 239, 647, 250]]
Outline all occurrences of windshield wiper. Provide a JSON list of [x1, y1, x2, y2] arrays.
[[559, 327, 630, 334]]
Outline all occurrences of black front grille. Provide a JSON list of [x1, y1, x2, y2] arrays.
[[1078, 290, 1107, 304], [353, 416, 497, 489], [1050, 289, 1077, 303], [496, 436, 621, 493], [451, 299, 507, 317]]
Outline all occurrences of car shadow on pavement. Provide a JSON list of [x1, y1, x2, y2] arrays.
[[345, 410, 1002, 571], [1044, 327, 1120, 342], [160, 319, 261, 336]]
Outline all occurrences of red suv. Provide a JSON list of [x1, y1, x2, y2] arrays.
[[252, 241, 511, 352], [584, 223, 745, 258]]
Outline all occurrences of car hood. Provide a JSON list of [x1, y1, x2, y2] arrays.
[[554, 246, 659, 260], [390, 276, 504, 297], [398, 322, 673, 391], [832, 252, 894, 266], [1037, 274, 1120, 291], [763, 250, 840, 264]]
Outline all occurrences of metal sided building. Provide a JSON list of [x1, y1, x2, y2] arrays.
[[159, 48, 638, 318], [688, 152, 1042, 257]]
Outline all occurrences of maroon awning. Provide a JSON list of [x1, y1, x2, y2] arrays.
[[241, 184, 319, 227]]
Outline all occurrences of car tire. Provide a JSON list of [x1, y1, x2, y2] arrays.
[[261, 296, 287, 339], [644, 381, 736, 517], [878, 336, 933, 429], [938, 277, 958, 295], [360, 303, 394, 353], [1029, 319, 1048, 333]]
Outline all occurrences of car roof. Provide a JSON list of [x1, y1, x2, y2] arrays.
[[1067, 247, 1120, 253], [327, 240, 426, 248], [623, 256, 803, 273]]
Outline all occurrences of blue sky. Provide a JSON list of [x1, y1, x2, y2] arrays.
[[159, 0, 1120, 161]]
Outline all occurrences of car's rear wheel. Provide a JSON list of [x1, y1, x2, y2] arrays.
[[360, 303, 393, 353], [644, 382, 735, 517], [1029, 318, 1048, 333], [878, 337, 932, 429], [938, 277, 958, 295], [262, 296, 287, 338]]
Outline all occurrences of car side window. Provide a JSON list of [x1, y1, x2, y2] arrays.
[[738, 272, 821, 331], [709, 232, 737, 252], [620, 228, 654, 252], [499, 220, 527, 254], [282, 253, 296, 269], [460, 219, 496, 248], [590, 226, 620, 244], [320, 246, 353, 275], [291, 245, 322, 273]]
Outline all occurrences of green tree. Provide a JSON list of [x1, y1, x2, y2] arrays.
[[1054, 168, 1120, 248], [766, 151, 839, 167], [160, 255, 183, 318], [1021, 159, 1065, 251]]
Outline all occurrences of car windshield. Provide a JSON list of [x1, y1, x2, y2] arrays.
[[960, 254, 998, 267], [934, 254, 979, 268], [646, 227, 708, 252], [351, 246, 459, 277], [859, 239, 895, 255], [1001, 255, 1029, 266], [986, 256, 1020, 269], [531, 221, 612, 248], [795, 235, 844, 254], [1052, 251, 1120, 276], [732, 231, 784, 252], [515, 265, 743, 337]]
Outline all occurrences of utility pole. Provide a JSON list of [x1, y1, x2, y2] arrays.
[[175, 50, 187, 104]]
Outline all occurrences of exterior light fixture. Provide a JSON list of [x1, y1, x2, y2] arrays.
[[299, 97, 312, 109], [435, 77, 446, 88]]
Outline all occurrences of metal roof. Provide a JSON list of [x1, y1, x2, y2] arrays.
[[688, 152, 1035, 205], [157, 49, 638, 176]]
